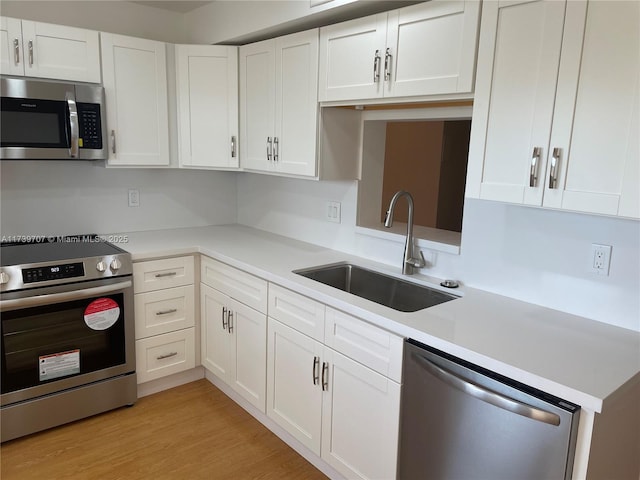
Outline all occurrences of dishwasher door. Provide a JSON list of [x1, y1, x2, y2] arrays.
[[399, 339, 580, 480]]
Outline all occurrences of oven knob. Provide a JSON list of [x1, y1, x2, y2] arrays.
[[110, 259, 122, 272], [96, 261, 107, 272], [0, 271, 9, 285]]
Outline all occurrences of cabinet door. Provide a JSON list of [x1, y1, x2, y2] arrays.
[[385, 1, 480, 97], [101, 33, 170, 166], [321, 349, 401, 480], [543, 1, 640, 217], [318, 13, 387, 102], [0, 17, 23, 76], [466, 0, 566, 205], [176, 45, 239, 169], [20, 21, 100, 83], [240, 39, 276, 172], [266, 318, 323, 455], [227, 296, 267, 412], [274, 30, 319, 177], [201, 283, 231, 381]]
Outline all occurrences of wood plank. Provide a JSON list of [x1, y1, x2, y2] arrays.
[[0, 380, 327, 479]]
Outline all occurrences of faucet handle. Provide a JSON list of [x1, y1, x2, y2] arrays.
[[407, 250, 426, 269]]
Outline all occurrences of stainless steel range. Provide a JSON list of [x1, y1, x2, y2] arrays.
[[0, 235, 136, 442]]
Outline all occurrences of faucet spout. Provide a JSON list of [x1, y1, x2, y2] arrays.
[[384, 190, 425, 275]]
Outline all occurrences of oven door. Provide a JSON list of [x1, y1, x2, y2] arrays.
[[0, 276, 135, 407]]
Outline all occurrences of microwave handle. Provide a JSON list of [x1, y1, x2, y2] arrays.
[[66, 91, 79, 158]]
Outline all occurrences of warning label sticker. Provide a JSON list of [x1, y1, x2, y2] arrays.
[[84, 297, 120, 330], [39, 350, 80, 381]]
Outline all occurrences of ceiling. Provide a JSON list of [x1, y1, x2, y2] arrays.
[[131, 1, 212, 13]]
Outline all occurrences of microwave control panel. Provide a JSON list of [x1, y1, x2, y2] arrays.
[[77, 103, 103, 150]]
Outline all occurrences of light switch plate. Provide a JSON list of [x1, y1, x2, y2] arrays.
[[326, 201, 341, 223]]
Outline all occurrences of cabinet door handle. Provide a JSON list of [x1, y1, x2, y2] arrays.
[[157, 351, 178, 360], [273, 137, 279, 162], [312, 356, 320, 385], [321, 362, 329, 391], [13, 38, 19, 65], [228, 310, 234, 333], [231, 136, 237, 158], [28, 40, 33, 66], [154, 271, 176, 278], [373, 49, 381, 82], [156, 308, 177, 316], [267, 137, 273, 161], [384, 48, 392, 81], [111, 130, 117, 155], [530, 147, 541, 187], [222, 306, 228, 330], [549, 147, 561, 189]]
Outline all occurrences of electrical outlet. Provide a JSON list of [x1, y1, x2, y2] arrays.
[[590, 244, 612, 275], [128, 189, 140, 207], [326, 201, 341, 223]]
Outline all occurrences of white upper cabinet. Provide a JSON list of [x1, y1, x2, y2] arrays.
[[240, 29, 319, 177], [101, 33, 170, 167], [0, 17, 100, 82], [176, 45, 239, 169], [467, 0, 640, 219], [319, 1, 481, 102]]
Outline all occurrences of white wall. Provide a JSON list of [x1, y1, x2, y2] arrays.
[[0, 1, 188, 43], [0, 161, 237, 236], [236, 173, 640, 332]]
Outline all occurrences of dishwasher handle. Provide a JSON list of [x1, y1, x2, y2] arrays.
[[413, 352, 561, 426]]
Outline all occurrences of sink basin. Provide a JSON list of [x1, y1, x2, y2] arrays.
[[293, 262, 459, 312]]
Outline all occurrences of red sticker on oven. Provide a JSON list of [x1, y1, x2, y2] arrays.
[[84, 298, 120, 330]]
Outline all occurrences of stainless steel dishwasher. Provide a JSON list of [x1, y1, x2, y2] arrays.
[[399, 339, 580, 480]]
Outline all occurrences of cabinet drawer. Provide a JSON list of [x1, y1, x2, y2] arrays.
[[133, 256, 194, 293], [201, 256, 267, 314], [268, 284, 325, 341], [134, 285, 195, 339], [325, 307, 403, 382], [136, 327, 195, 384]]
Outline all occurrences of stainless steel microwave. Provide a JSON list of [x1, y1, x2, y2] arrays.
[[0, 77, 106, 160]]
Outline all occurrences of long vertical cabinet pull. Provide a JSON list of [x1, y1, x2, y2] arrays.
[[548, 148, 561, 189], [111, 130, 117, 155], [530, 147, 541, 187], [231, 136, 237, 158], [312, 356, 320, 385], [384, 48, 392, 81], [13, 39, 19, 65], [227, 310, 234, 333], [321, 362, 329, 391], [373, 49, 381, 82], [28, 40, 33, 66], [222, 306, 228, 330], [266, 137, 273, 161], [273, 137, 279, 162]]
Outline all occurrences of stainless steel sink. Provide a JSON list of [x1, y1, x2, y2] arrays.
[[293, 263, 459, 312]]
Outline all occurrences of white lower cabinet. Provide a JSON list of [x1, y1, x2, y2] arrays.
[[266, 285, 402, 480], [200, 257, 267, 412], [136, 328, 196, 383]]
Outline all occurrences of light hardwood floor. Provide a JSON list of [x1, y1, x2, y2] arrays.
[[0, 379, 328, 480]]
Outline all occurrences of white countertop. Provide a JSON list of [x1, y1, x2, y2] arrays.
[[115, 224, 640, 413]]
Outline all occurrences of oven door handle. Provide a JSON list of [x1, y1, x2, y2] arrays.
[[0, 280, 132, 311]]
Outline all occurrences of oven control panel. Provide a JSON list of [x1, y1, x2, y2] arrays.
[[22, 262, 85, 284]]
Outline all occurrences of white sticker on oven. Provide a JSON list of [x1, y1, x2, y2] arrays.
[[39, 349, 80, 381], [84, 298, 120, 330]]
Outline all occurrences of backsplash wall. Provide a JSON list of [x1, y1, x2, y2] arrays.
[[0, 161, 237, 236], [236, 173, 640, 332]]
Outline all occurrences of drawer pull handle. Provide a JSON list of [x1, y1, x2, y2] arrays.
[[157, 352, 178, 360], [222, 306, 228, 330], [228, 310, 234, 333], [155, 272, 177, 278], [321, 361, 329, 391], [312, 356, 320, 385], [155, 308, 177, 316]]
